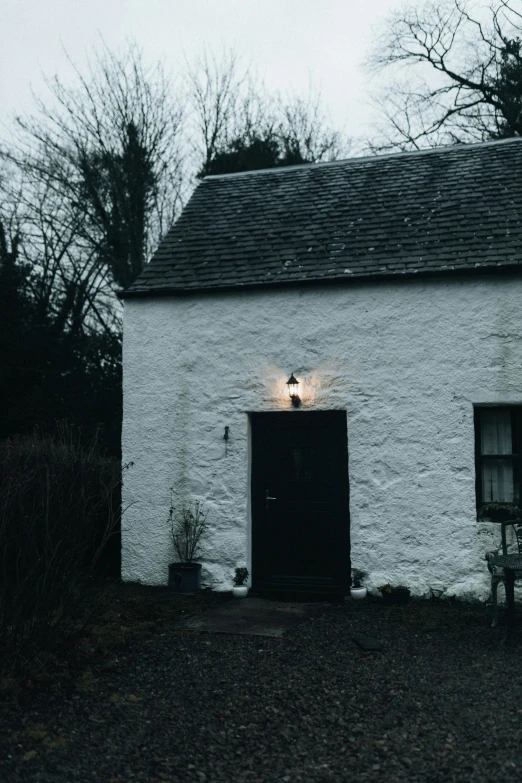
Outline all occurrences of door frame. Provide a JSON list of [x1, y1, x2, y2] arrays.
[[249, 410, 351, 595]]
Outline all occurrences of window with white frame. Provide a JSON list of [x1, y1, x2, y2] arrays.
[[475, 406, 522, 507]]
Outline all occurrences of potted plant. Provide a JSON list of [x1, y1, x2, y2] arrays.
[[232, 567, 249, 598], [478, 502, 522, 523], [167, 491, 208, 596], [378, 583, 411, 605], [350, 568, 368, 600]]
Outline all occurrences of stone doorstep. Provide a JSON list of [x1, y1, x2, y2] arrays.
[[176, 596, 327, 638], [177, 597, 385, 646]]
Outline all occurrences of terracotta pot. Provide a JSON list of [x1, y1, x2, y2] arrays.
[[350, 586, 367, 600], [232, 585, 249, 598]]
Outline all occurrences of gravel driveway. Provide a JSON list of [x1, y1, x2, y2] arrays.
[[1, 595, 521, 783]]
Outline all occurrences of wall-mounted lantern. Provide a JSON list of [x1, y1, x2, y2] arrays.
[[286, 373, 301, 408]]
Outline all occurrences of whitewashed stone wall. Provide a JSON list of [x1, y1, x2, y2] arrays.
[[122, 274, 522, 600]]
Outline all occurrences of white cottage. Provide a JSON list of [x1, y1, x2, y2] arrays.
[[121, 137, 522, 601]]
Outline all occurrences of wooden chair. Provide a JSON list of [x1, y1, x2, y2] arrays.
[[485, 521, 522, 627]]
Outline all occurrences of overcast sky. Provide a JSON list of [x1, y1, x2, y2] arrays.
[[2, 0, 403, 147]]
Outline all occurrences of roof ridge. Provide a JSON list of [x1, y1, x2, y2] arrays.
[[203, 136, 522, 181]]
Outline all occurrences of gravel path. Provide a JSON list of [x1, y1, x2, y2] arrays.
[[1, 596, 521, 783]]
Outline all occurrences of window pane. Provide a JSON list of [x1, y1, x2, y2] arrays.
[[482, 458, 514, 502], [481, 409, 512, 455]]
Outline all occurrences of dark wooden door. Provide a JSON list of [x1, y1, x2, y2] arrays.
[[251, 411, 350, 595]]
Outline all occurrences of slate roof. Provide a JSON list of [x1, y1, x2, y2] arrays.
[[124, 137, 522, 297]]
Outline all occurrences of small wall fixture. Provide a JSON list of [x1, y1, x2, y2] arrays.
[[286, 373, 301, 408]]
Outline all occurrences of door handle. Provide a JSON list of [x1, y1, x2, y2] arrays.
[[265, 490, 277, 510]]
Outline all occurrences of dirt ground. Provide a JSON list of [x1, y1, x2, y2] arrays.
[[1, 582, 520, 783]]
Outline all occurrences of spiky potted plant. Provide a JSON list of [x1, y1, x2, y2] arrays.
[[232, 567, 249, 598], [350, 568, 368, 600], [168, 491, 208, 596]]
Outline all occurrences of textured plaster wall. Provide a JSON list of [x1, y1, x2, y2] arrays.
[[122, 275, 522, 600]]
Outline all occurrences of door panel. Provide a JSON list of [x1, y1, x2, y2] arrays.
[[251, 411, 350, 594]]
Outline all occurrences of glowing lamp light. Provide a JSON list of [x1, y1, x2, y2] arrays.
[[286, 373, 301, 408]]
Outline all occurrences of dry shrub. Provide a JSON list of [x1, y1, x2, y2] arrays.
[[0, 421, 131, 677]]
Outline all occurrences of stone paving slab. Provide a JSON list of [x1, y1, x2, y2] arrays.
[[352, 633, 383, 651], [176, 597, 327, 637]]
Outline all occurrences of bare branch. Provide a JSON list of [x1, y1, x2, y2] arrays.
[[367, 0, 522, 150], [7, 39, 186, 293]]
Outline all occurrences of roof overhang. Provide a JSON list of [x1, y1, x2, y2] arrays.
[[117, 262, 522, 300]]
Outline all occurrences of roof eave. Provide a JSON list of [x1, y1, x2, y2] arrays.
[[118, 262, 522, 300]]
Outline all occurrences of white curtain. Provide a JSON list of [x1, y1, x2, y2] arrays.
[[481, 409, 513, 502]]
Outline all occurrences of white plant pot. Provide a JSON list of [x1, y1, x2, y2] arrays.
[[232, 585, 249, 598], [350, 586, 367, 600]]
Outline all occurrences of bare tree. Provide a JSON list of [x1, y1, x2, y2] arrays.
[[0, 44, 183, 453], [277, 87, 347, 163], [186, 47, 349, 178], [5, 40, 185, 291], [367, 0, 522, 152], [184, 48, 255, 174], [1, 158, 118, 338]]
